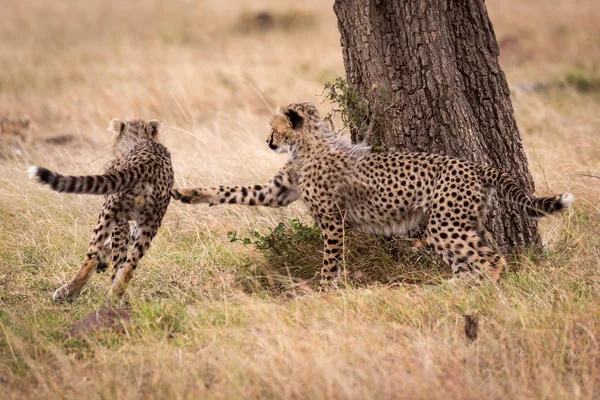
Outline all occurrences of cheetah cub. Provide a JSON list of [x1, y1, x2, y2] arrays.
[[172, 102, 574, 288], [28, 119, 173, 301]]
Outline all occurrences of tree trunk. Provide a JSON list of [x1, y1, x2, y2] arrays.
[[333, 0, 539, 252]]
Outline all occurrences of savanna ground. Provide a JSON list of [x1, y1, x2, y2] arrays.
[[1, 0, 599, 398]]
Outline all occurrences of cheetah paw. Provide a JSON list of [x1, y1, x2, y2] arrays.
[[171, 188, 212, 204], [53, 285, 77, 303], [317, 279, 341, 292]]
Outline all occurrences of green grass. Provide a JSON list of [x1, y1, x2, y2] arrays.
[[1, 197, 598, 398]]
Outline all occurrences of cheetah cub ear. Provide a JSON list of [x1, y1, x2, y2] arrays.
[[283, 109, 304, 130], [271, 116, 291, 132], [108, 118, 125, 134], [146, 120, 162, 139], [272, 107, 293, 132]]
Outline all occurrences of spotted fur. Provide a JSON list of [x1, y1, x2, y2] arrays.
[[173, 102, 574, 288], [28, 119, 174, 301]]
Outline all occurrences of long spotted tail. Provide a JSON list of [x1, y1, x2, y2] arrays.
[[27, 166, 140, 195], [478, 165, 575, 217]]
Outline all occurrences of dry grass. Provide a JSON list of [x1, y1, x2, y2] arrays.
[[1, 0, 600, 398]]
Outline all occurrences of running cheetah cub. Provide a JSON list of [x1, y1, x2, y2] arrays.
[[28, 119, 174, 301], [172, 102, 574, 288]]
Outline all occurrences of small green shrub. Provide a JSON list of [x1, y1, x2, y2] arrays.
[[323, 77, 391, 147], [228, 219, 448, 293], [323, 77, 371, 137]]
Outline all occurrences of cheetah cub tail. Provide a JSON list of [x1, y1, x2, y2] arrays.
[[27, 165, 140, 195], [27, 166, 40, 180], [479, 165, 574, 217], [529, 193, 575, 217], [559, 193, 575, 207]]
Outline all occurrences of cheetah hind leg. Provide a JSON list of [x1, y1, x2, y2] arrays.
[[95, 241, 109, 273], [110, 220, 132, 275], [96, 219, 132, 273], [109, 220, 158, 300], [54, 208, 118, 302], [427, 228, 505, 283]]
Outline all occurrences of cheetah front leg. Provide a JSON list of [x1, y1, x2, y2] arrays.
[[173, 184, 298, 208], [172, 164, 299, 208], [317, 218, 346, 291]]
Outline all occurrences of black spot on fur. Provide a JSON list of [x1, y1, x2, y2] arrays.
[[96, 260, 108, 273]]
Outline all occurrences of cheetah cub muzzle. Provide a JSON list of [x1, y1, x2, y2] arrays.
[[173, 102, 574, 289], [28, 119, 174, 301]]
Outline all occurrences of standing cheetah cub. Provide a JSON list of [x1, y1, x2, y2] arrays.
[[172, 102, 574, 288], [28, 119, 173, 301]]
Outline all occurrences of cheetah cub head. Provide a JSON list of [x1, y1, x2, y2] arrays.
[[267, 102, 322, 154], [109, 118, 162, 157]]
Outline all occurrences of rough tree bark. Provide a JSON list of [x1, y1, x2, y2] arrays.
[[333, 0, 539, 252]]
